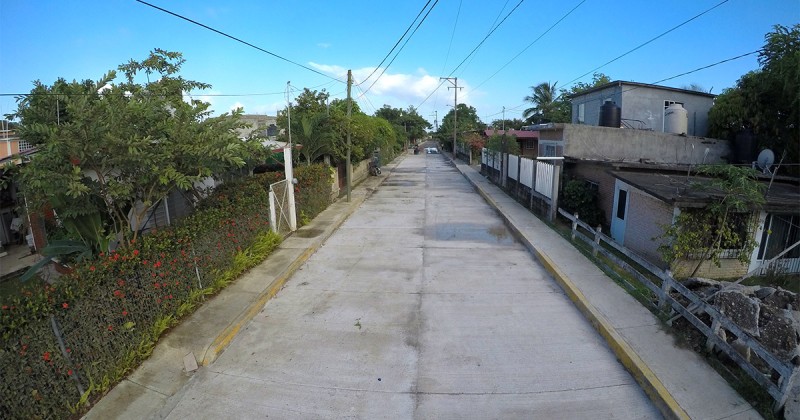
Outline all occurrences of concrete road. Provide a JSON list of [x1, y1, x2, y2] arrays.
[[162, 153, 660, 419]]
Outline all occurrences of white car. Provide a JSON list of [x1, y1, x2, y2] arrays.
[[425, 148, 439, 154]]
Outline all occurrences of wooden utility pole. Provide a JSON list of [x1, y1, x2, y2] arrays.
[[440, 77, 462, 158], [346, 69, 352, 202]]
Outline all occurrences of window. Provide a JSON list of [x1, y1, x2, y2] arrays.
[[540, 144, 556, 157], [577, 103, 585, 124], [615, 190, 627, 220], [585, 180, 599, 192], [524, 139, 536, 150], [18, 140, 33, 152], [758, 214, 800, 259]]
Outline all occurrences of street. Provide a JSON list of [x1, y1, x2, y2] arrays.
[[162, 151, 659, 419]]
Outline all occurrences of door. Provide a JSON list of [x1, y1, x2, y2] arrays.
[[610, 180, 629, 244]]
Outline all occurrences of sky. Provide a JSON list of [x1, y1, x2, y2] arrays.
[[1, 0, 798, 128]]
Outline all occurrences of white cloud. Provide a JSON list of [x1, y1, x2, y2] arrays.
[[229, 102, 245, 113], [317, 42, 331, 49]]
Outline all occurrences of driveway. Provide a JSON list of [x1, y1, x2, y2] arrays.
[[162, 152, 659, 419]]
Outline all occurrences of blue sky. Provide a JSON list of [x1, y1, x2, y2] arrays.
[[1, 0, 798, 127]]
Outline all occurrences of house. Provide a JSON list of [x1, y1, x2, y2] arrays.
[[238, 114, 280, 140], [568, 80, 715, 136], [482, 129, 541, 157], [0, 129, 34, 160], [608, 170, 799, 277]]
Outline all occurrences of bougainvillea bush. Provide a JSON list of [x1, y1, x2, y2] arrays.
[[0, 164, 331, 418]]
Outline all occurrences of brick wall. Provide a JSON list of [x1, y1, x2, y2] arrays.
[[671, 259, 748, 279]]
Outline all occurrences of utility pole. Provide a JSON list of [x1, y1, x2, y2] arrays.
[[430, 110, 438, 132], [440, 77, 462, 158], [346, 70, 353, 202], [286, 81, 292, 147], [502, 106, 505, 131]]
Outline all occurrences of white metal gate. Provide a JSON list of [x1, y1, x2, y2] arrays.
[[269, 179, 293, 236]]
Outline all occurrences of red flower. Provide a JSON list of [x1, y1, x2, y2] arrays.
[[142, 260, 149, 266], [1, 305, 8, 310], [107, 325, 113, 331], [89, 266, 96, 272], [122, 310, 128, 316], [117, 279, 125, 287], [62, 302, 69, 309], [133, 249, 140, 256], [68, 369, 73, 376], [154, 261, 162, 268], [42, 352, 51, 362], [113, 290, 123, 297]]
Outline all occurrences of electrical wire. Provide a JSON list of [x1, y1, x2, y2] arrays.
[[135, 0, 344, 83], [434, 0, 463, 111], [357, 0, 433, 87], [447, 0, 525, 77], [563, 0, 731, 86], [469, 0, 587, 93], [359, 0, 439, 97]]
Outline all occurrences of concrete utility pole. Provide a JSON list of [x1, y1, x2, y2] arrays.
[[440, 77, 462, 158], [346, 70, 353, 202], [286, 81, 292, 147], [430, 110, 438, 132]]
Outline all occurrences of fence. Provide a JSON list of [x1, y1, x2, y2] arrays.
[[559, 208, 799, 412], [480, 148, 557, 219]]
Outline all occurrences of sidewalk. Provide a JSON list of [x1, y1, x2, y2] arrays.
[[84, 160, 399, 420], [451, 158, 760, 420]]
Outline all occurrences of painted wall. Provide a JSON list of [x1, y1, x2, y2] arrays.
[[571, 83, 714, 136], [624, 187, 673, 268], [560, 124, 730, 165]]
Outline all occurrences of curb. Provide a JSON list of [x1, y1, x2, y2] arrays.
[[200, 157, 401, 366], [460, 164, 690, 420]]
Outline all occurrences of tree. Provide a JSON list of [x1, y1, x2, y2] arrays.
[[374, 105, 431, 145], [522, 82, 560, 124], [548, 72, 612, 123], [657, 165, 765, 277], [435, 103, 482, 150], [708, 24, 799, 175], [490, 118, 525, 130], [10, 49, 255, 246]]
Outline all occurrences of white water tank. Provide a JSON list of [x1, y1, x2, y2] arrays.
[[664, 103, 688, 135]]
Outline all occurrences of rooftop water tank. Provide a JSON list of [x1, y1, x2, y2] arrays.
[[599, 101, 621, 128], [664, 103, 688, 135]]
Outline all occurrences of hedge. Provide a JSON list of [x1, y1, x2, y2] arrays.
[[0, 164, 332, 419]]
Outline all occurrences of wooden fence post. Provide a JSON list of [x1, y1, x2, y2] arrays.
[[659, 270, 673, 310], [571, 213, 579, 241], [706, 317, 722, 353], [593, 225, 602, 257]]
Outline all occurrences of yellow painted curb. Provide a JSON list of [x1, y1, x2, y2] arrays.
[[464, 168, 689, 420]]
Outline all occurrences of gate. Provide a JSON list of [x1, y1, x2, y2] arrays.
[[269, 179, 293, 236]]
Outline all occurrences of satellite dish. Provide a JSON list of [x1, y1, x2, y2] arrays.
[[756, 149, 775, 174]]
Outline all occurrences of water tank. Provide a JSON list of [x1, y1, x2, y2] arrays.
[[664, 103, 688, 134], [732, 129, 757, 164], [599, 101, 621, 128]]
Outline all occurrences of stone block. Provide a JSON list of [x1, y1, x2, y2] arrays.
[[758, 306, 799, 363], [715, 290, 760, 337]]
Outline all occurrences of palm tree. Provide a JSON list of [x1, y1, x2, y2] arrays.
[[522, 81, 558, 124]]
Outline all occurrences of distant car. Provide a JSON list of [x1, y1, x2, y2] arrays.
[[425, 148, 439, 154]]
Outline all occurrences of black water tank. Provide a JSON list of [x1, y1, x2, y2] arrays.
[[732, 129, 757, 164], [599, 101, 621, 128]]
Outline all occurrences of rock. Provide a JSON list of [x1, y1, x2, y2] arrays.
[[754, 286, 776, 300], [715, 290, 761, 337], [784, 383, 800, 420], [763, 287, 798, 310], [730, 338, 751, 363], [758, 306, 799, 363]]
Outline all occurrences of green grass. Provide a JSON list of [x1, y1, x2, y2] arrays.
[[740, 273, 799, 294]]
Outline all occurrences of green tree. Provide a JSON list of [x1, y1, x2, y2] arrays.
[[485, 133, 521, 155], [523, 81, 560, 124], [374, 105, 431, 146], [549, 72, 612, 123], [490, 118, 525, 130], [657, 165, 765, 277], [708, 24, 799, 174], [10, 49, 255, 245], [435, 103, 482, 150]]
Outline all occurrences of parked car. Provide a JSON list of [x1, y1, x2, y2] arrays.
[[426, 148, 438, 154]]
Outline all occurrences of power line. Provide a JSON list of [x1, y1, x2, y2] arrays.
[[447, 0, 525, 77], [357, 0, 433, 87], [359, 0, 439, 97], [469, 0, 587, 93], [135, 0, 344, 83], [434, 0, 463, 111], [564, 0, 731, 86]]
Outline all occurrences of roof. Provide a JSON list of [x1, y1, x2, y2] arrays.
[[609, 170, 800, 212], [482, 129, 539, 138], [568, 80, 716, 99]]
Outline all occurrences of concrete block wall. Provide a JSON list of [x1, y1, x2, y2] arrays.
[[672, 258, 749, 279], [625, 189, 673, 268]]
